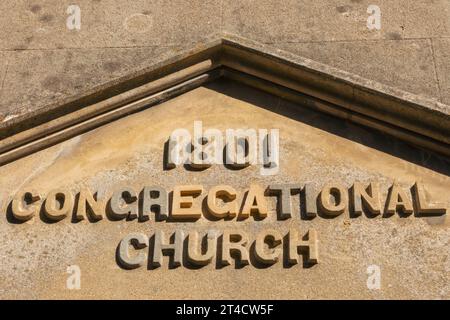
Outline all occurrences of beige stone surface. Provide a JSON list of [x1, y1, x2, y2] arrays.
[[277, 39, 441, 100], [223, 0, 450, 42], [433, 38, 450, 105], [0, 0, 221, 50], [0, 52, 8, 122], [0, 46, 183, 120], [0, 0, 450, 117], [0, 0, 92, 50], [0, 80, 448, 299], [0, 1, 449, 300], [87, 0, 221, 47], [0, 0, 449, 120]]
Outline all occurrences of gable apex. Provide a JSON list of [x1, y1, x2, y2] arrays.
[[0, 33, 449, 166]]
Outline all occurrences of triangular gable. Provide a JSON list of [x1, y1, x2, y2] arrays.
[[1, 34, 449, 166]]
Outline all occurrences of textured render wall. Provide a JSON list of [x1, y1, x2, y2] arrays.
[[0, 0, 449, 122]]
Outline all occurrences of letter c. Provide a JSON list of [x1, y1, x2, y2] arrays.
[[118, 233, 149, 269]]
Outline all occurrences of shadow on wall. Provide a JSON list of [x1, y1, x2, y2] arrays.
[[204, 78, 450, 177]]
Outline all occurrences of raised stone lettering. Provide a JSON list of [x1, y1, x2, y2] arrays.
[[225, 129, 257, 168], [44, 188, 74, 221], [288, 229, 319, 264], [254, 229, 283, 265], [352, 182, 381, 216], [171, 185, 203, 220], [187, 230, 217, 266], [412, 182, 447, 216], [303, 183, 318, 218], [118, 233, 149, 269], [151, 230, 184, 268], [288, 228, 319, 265], [240, 184, 268, 219], [166, 128, 191, 169], [386, 183, 413, 215], [11, 190, 41, 222], [110, 187, 138, 220], [221, 230, 250, 267], [206, 185, 238, 219], [268, 184, 302, 220], [141, 186, 168, 221], [319, 183, 348, 217], [75, 187, 104, 221]]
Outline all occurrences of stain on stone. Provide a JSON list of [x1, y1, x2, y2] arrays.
[[142, 10, 151, 15], [350, 0, 362, 3], [39, 13, 54, 23], [336, 5, 351, 13], [42, 76, 62, 92], [74, 63, 86, 71], [387, 32, 402, 40], [20, 71, 31, 78], [103, 61, 121, 72], [124, 13, 154, 33], [30, 4, 42, 14]]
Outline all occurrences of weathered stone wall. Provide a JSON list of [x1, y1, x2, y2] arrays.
[[0, 0, 449, 122], [0, 80, 448, 299]]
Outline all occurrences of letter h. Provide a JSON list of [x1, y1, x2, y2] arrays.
[[151, 230, 185, 268]]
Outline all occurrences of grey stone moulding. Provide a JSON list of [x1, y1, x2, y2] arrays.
[[0, 33, 449, 166]]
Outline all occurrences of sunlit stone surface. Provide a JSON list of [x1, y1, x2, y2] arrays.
[[0, 79, 448, 299]]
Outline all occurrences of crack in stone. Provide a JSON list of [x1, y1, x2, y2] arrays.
[[0, 57, 9, 102], [429, 38, 444, 103]]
